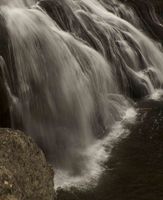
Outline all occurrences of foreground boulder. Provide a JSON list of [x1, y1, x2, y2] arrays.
[[0, 128, 55, 200]]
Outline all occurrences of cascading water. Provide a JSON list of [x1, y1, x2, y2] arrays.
[[39, 0, 163, 99], [0, 0, 163, 190]]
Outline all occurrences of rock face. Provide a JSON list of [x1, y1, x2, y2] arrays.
[[0, 128, 55, 200]]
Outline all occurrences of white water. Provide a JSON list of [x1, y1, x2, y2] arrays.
[[55, 107, 137, 190], [0, 0, 163, 190]]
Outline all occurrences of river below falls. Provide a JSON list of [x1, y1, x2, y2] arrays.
[[56, 98, 163, 200]]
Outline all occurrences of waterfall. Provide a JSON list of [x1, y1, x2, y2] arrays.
[[39, 0, 163, 99], [0, 0, 163, 189]]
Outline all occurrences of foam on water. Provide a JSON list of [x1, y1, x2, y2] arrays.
[[54, 107, 137, 190], [150, 89, 163, 101]]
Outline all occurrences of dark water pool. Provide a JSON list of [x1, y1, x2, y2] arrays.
[[57, 99, 163, 200]]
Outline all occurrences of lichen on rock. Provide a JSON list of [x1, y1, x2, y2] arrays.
[[0, 128, 55, 200]]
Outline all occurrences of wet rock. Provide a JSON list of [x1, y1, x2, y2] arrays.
[[0, 14, 11, 128], [0, 73, 11, 128], [120, 0, 163, 43], [0, 128, 55, 200]]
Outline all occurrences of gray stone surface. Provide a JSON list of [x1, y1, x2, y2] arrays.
[[0, 128, 55, 200]]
